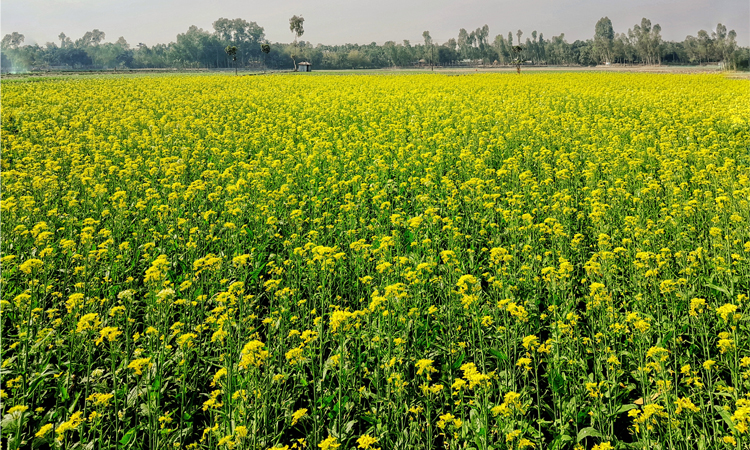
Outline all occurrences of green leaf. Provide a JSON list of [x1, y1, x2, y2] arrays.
[[714, 405, 737, 433], [611, 404, 638, 416], [321, 394, 335, 406], [250, 259, 268, 282], [150, 377, 161, 393], [489, 349, 507, 362], [68, 390, 82, 413], [120, 428, 137, 446], [451, 352, 466, 370], [551, 373, 565, 394], [576, 427, 603, 442], [548, 434, 573, 450], [705, 283, 729, 297]]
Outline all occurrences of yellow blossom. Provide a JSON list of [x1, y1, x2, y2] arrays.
[[291, 408, 308, 425], [357, 434, 378, 449]]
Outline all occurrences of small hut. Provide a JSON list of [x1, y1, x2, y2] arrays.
[[298, 62, 312, 72]]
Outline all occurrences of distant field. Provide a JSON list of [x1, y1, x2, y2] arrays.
[[0, 63, 740, 81], [1, 73, 749, 450]]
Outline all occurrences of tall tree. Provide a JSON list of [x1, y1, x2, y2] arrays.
[[697, 30, 712, 63], [383, 41, 397, 67], [174, 25, 215, 68], [538, 32, 546, 64], [512, 45, 523, 73], [594, 17, 615, 63], [710, 23, 739, 69], [213, 18, 265, 66], [725, 29, 738, 69], [713, 23, 728, 63], [458, 28, 470, 60], [683, 35, 700, 64], [1, 32, 25, 50], [289, 15, 305, 71], [493, 34, 509, 63], [475, 25, 490, 61], [650, 23, 663, 64], [629, 18, 662, 64], [76, 29, 105, 48], [422, 30, 434, 70], [530, 30, 538, 62], [547, 34, 570, 65]]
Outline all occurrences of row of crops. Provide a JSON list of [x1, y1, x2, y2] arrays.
[[1, 72, 749, 449]]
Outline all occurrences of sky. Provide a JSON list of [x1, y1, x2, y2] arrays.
[[2, 0, 748, 48]]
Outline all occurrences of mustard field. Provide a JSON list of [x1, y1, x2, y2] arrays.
[[1, 73, 749, 450]]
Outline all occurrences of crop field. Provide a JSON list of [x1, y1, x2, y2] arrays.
[[1, 73, 749, 450]]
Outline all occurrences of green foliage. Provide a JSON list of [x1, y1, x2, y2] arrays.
[[1, 19, 747, 73]]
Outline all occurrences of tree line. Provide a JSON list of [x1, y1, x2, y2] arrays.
[[1, 16, 747, 72]]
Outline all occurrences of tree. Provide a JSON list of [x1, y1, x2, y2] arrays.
[[382, 41, 396, 67], [547, 34, 571, 65], [60, 47, 93, 68], [493, 34, 509, 63], [458, 29, 470, 60], [726, 29, 739, 69], [261, 42, 270, 72], [58, 32, 71, 48], [226, 45, 238, 75], [115, 36, 130, 49], [651, 23, 663, 64], [76, 29, 105, 48], [611, 33, 628, 63], [0, 16, 747, 72], [213, 18, 265, 66], [475, 25, 490, 62], [629, 18, 662, 65], [1, 32, 25, 50], [174, 25, 216, 68], [512, 45, 523, 73], [347, 49, 370, 68], [422, 31, 434, 70], [697, 30, 712, 63], [537, 32, 546, 64], [573, 40, 596, 65], [529, 30, 538, 62], [289, 15, 305, 71], [468, 31, 477, 59], [594, 17, 615, 64], [710, 23, 739, 68], [437, 45, 459, 65]]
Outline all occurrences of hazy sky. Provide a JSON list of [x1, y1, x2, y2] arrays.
[[2, 0, 748, 47]]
